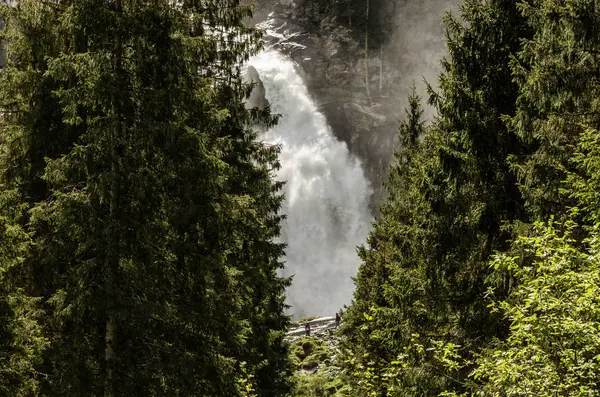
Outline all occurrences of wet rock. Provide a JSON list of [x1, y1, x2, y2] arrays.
[[244, 65, 270, 110]]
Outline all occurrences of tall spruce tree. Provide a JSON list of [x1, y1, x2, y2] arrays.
[[0, 0, 290, 395], [453, 4, 600, 391], [342, 88, 438, 394], [421, 0, 531, 342], [0, 1, 64, 395], [342, 1, 532, 395], [508, 0, 600, 221]]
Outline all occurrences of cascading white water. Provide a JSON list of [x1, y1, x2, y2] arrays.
[[249, 50, 373, 319]]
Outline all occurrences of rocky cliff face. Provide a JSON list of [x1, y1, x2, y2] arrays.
[[244, 65, 270, 110], [246, 0, 452, 213]]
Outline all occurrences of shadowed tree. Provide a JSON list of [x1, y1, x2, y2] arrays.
[[0, 0, 291, 395]]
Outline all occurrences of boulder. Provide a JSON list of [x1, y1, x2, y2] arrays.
[[244, 65, 269, 110]]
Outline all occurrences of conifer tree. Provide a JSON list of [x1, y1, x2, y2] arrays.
[[342, 1, 532, 395], [508, 0, 600, 220], [421, 0, 531, 342], [341, 88, 437, 395], [0, 0, 290, 395], [0, 1, 65, 394]]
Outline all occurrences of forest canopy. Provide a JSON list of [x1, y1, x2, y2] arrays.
[[2, 0, 600, 396]]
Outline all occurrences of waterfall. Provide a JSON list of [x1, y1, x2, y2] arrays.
[[249, 51, 373, 319]]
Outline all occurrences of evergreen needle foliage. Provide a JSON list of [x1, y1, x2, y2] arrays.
[[0, 0, 291, 395], [4, 0, 600, 396], [340, 0, 600, 396]]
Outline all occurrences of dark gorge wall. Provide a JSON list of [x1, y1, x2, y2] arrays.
[[247, 0, 456, 214]]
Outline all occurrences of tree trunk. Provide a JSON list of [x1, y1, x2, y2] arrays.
[[379, 45, 383, 97], [348, 0, 352, 26], [105, 0, 122, 396], [104, 315, 116, 397], [364, 0, 372, 105]]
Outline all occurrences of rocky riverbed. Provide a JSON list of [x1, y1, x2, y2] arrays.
[[286, 317, 350, 395], [287, 317, 338, 341], [286, 317, 341, 372]]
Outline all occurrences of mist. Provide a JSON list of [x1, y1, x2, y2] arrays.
[[246, 0, 459, 319], [381, 0, 459, 122]]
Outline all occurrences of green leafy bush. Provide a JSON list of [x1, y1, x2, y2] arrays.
[[441, 221, 600, 396]]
